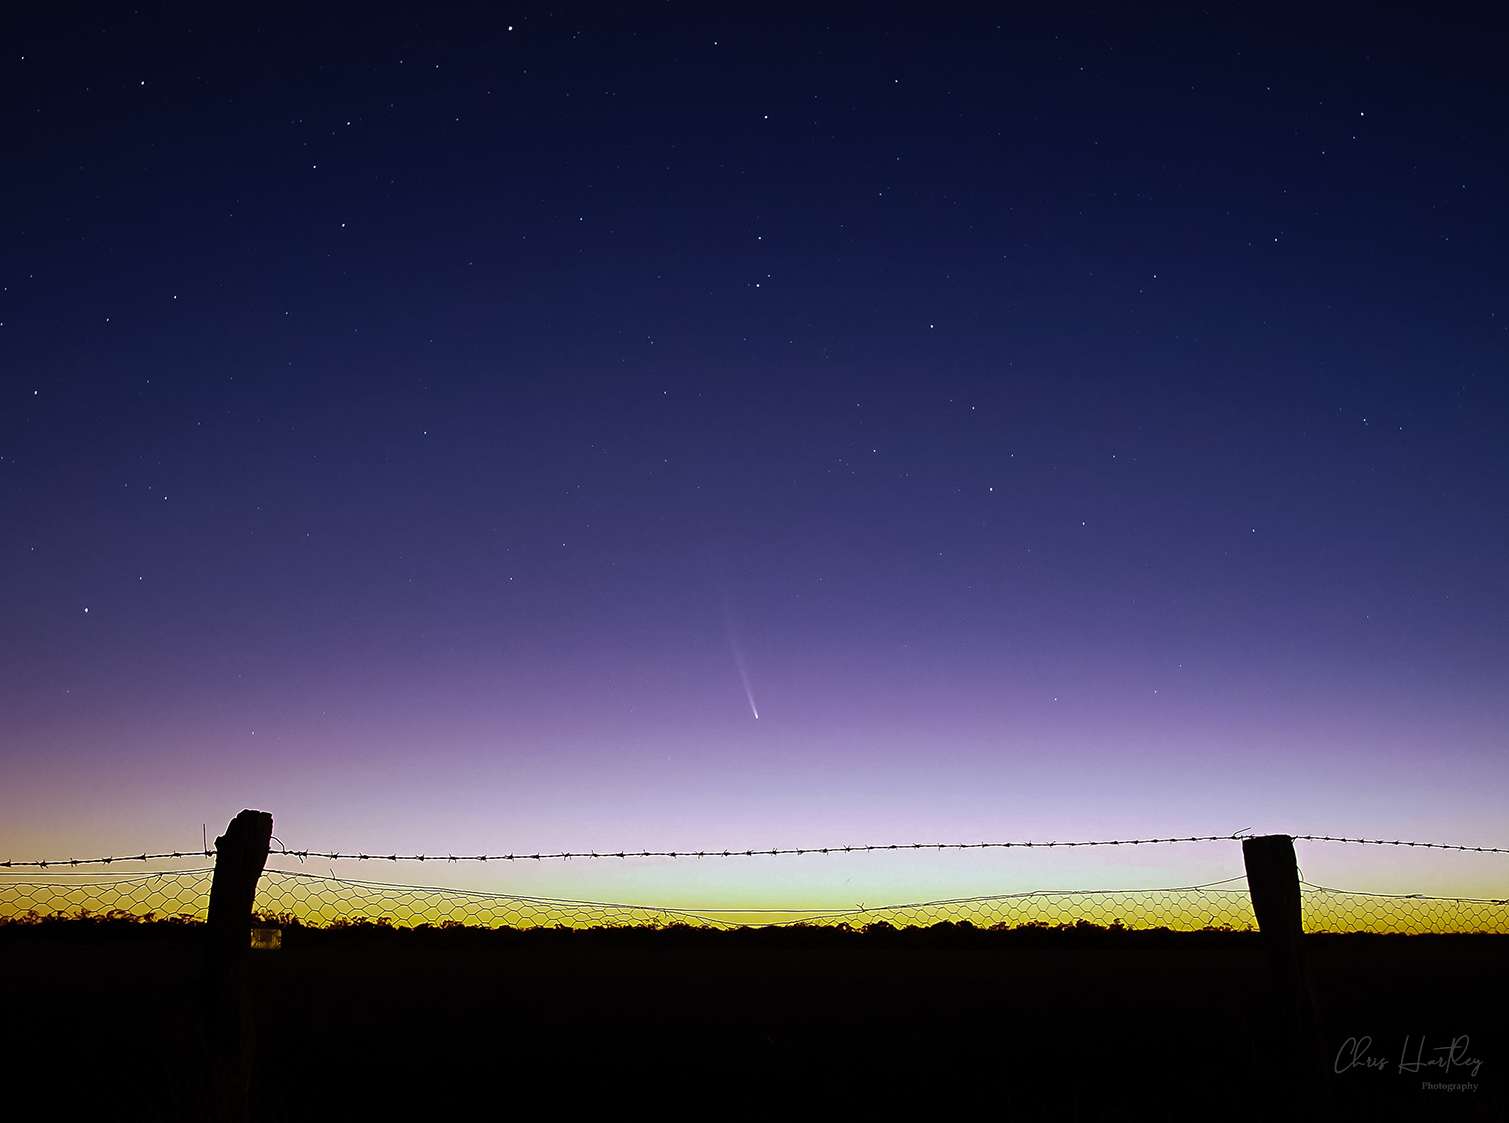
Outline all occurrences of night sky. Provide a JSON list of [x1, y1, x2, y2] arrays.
[[4, 5, 1505, 906]]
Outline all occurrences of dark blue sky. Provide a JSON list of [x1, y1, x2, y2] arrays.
[[3, 4, 1505, 894]]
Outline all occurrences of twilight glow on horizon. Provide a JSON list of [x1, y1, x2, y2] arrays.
[[2, 7, 1505, 906]]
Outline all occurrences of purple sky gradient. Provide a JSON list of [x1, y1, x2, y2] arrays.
[[2, 5, 1505, 906]]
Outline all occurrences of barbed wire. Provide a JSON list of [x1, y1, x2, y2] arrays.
[[262, 833, 1253, 864], [4, 832, 1508, 870], [1, 850, 213, 869], [1290, 834, 1509, 853]]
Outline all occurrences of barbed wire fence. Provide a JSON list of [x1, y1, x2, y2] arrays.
[[1, 834, 1505, 934], [6, 831, 1507, 869]]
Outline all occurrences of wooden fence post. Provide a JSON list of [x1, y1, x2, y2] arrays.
[[1242, 833, 1326, 1116], [202, 808, 273, 1122]]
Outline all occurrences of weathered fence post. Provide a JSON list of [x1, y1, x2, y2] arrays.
[[203, 809, 273, 1122], [1242, 833, 1326, 1116]]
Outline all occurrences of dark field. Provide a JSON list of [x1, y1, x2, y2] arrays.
[[4, 920, 1503, 1121]]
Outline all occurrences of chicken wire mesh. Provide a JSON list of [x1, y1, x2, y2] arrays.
[[1, 864, 1505, 933], [243, 870, 1267, 930], [0, 868, 212, 923], [1298, 881, 1509, 935]]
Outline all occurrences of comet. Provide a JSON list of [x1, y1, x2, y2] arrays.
[[721, 599, 759, 718], [730, 634, 759, 718]]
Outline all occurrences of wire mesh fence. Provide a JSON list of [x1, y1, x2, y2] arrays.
[[0, 867, 213, 924], [248, 870, 1269, 930], [1297, 881, 1509, 935], [1, 862, 1505, 933]]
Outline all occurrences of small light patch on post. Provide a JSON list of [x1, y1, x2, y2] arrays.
[[250, 927, 282, 951]]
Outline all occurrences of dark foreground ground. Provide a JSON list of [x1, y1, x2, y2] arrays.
[[3, 920, 1503, 1121]]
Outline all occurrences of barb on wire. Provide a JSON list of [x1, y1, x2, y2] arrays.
[[1291, 835, 1509, 854], [1, 850, 214, 870], [6, 832, 1508, 871], [258, 833, 1254, 864]]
